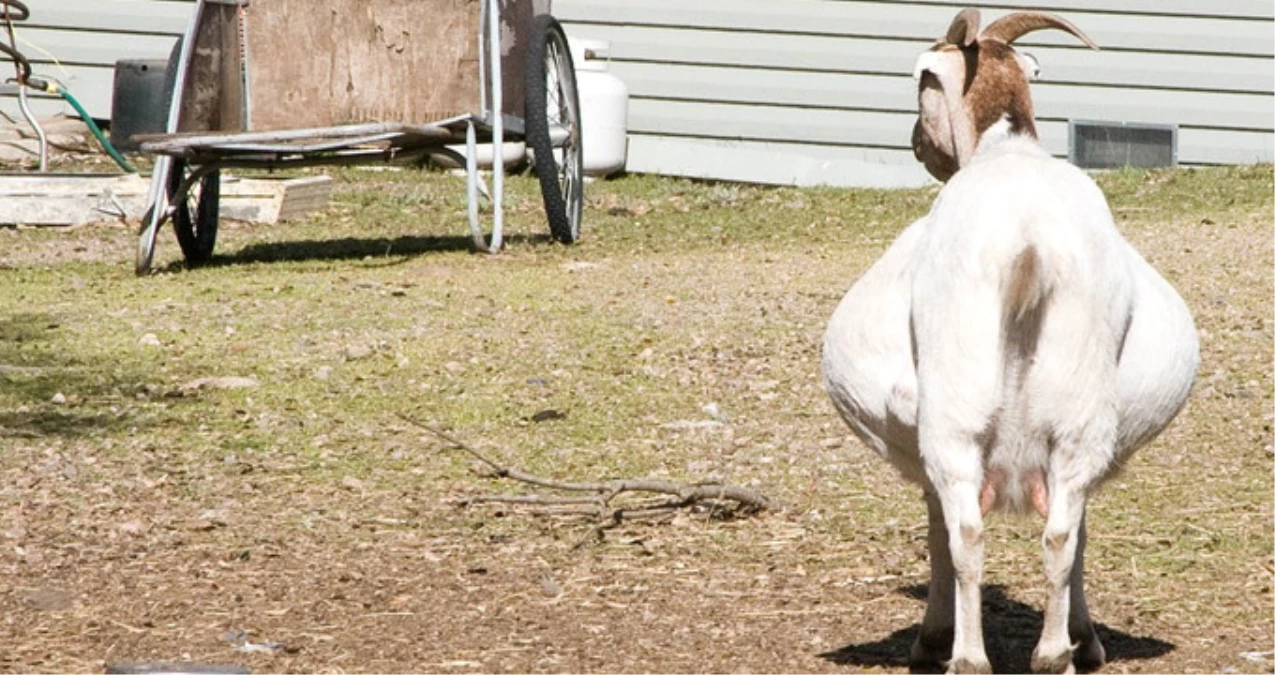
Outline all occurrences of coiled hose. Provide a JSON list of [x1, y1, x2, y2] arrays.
[[1, 0, 136, 173]]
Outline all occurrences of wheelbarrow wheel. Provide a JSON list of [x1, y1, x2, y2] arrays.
[[169, 159, 220, 265], [525, 14, 582, 244]]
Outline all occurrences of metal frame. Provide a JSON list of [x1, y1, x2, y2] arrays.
[[137, 0, 576, 273]]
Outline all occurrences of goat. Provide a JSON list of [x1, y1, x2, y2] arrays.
[[822, 8, 1198, 674]]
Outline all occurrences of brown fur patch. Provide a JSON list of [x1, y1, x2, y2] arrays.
[[966, 40, 1038, 140], [1005, 245, 1043, 321]]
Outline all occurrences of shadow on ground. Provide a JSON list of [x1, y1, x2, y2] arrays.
[[819, 584, 1174, 674], [159, 232, 556, 272], [0, 313, 157, 439]]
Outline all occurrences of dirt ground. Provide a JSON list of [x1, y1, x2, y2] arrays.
[[0, 164, 1270, 674]]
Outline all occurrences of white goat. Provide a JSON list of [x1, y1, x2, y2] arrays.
[[822, 9, 1198, 674]]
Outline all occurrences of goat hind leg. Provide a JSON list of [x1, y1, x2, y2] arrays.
[[935, 480, 991, 674], [911, 491, 956, 670], [1031, 485, 1090, 674], [1067, 515, 1106, 671]]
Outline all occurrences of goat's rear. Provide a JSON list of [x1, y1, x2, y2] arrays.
[[821, 11, 1198, 671]]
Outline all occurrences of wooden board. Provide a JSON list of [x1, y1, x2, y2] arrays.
[[220, 175, 333, 223], [179, 0, 533, 133], [0, 173, 331, 226]]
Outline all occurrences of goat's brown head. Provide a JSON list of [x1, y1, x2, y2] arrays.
[[911, 8, 1098, 182]]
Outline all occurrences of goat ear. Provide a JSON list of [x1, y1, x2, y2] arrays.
[[945, 8, 981, 47], [1016, 51, 1041, 80], [913, 50, 951, 80]]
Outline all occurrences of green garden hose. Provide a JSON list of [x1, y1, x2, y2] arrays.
[[28, 77, 137, 173]]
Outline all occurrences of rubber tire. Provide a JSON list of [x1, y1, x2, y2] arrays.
[[524, 14, 583, 244], [169, 159, 220, 265]]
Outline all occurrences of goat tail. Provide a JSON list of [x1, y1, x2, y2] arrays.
[[990, 244, 1052, 516], [1003, 244, 1049, 324]]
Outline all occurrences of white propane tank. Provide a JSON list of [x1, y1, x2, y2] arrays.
[[570, 38, 629, 177]]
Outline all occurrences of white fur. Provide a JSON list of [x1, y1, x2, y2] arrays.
[[822, 132, 1198, 672]]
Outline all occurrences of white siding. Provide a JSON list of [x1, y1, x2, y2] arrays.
[[0, 0, 191, 120], [556, 0, 1275, 186], [4, 1, 1271, 187]]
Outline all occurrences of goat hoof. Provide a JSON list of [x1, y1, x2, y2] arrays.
[[909, 628, 953, 673], [1073, 635, 1106, 673], [947, 656, 993, 675], [1030, 648, 1075, 674]]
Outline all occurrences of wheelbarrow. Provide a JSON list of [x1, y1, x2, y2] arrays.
[[134, 0, 582, 274]]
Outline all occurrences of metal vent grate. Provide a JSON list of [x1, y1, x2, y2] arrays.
[[1069, 120, 1177, 170]]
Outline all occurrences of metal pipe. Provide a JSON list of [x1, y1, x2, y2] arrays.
[[465, 119, 483, 250], [15, 82, 44, 171], [487, 0, 503, 252]]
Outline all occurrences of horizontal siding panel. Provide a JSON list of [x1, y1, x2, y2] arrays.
[[627, 98, 913, 149], [558, 1, 1273, 57], [589, 25, 922, 76], [560, 0, 1273, 23], [905, 0, 1273, 20], [1030, 84, 1269, 131], [628, 98, 1073, 154], [565, 24, 1273, 95], [625, 129, 1274, 187], [611, 62, 914, 112], [1176, 128, 1275, 164], [7, 64, 128, 120], [625, 133, 934, 187], [628, 98, 1271, 169], [15, 27, 177, 68], [1025, 47, 1273, 95], [24, 0, 192, 35], [613, 61, 1271, 131]]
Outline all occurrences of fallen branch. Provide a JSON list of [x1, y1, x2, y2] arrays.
[[400, 414, 770, 544]]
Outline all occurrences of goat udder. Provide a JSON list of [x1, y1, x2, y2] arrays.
[[979, 467, 1051, 518], [1028, 469, 1049, 518]]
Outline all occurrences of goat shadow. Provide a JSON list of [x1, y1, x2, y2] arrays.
[[819, 584, 1173, 674]]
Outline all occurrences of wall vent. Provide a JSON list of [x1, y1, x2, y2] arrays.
[[1068, 120, 1177, 170]]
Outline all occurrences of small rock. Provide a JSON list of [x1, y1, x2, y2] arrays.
[[180, 376, 259, 393], [23, 588, 74, 612], [138, 333, 162, 348], [341, 476, 365, 491], [702, 402, 727, 421], [529, 409, 566, 423], [660, 419, 724, 431], [345, 344, 374, 361], [314, 365, 333, 380], [118, 520, 148, 536], [50, 392, 67, 405], [539, 574, 563, 597], [820, 437, 844, 449]]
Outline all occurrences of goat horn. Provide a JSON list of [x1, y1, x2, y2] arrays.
[[944, 8, 981, 47], [980, 12, 1099, 49]]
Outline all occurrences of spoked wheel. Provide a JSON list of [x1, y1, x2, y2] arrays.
[[525, 14, 582, 244], [169, 159, 220, 265]]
